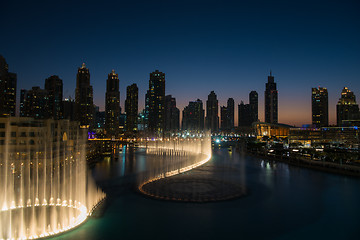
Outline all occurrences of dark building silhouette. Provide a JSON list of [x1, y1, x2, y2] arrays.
[[238, 101, 251, 127], [63, 98, 77, 121], [20, 89, 27, 117], [0, 55, 16, 117], [337, 87, 359, 126], [220, 98, 234, 131], [265, 71, 278, 123], [164, 95, 180, 132], [45, 75, 63, 120], [238, 91, 258, 127], [125, 83, 138, 132], [206, 91, 219, 132], [182, 99, 204, 131], [22, 87, 49, 119], [312, 87, 328, 128], [105, 70, 120, 137], [75, 63, 93, 128], [148, 70, 165, 135], [249, 91, 258, 123]]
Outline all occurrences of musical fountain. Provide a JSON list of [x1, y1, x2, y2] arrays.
[[0, 118, 105, 239]]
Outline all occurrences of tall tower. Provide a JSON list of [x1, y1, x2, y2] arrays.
[[125, 83, 138, 132], [164, 95, 180, 132], [336, 87, 359, 126], [45, 75, 63, 120], [206, 91, 219, 132], [105, 70, 120, 137], [148, 70, 165, 135], [265, 71, 278, 123], [0, 55, 16, 117], [312, 87, 328, 128], [75, 63, 93, 128], [249, 91, 258, 123], [23, 87, 49, 119]]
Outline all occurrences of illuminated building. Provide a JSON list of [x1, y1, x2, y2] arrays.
[[20, 89, 27, 117], [336, 87, 359, 126], [182, 99, 204, 130], [148, 70, 165, 135], [105, 70, 120, 137], [265, 71, 278, 124], [312, 87, 328, 128], [221, 98, 234, 131], [125, 83, 138, 132], [206, 91, 219, 132], [22, 86, 49, 119], [75, 63, 93, 128], [0, 55, 16, 117], [164, 95, 180, 132], [254, 122, 291, 140], [45, 75, 63, 120]]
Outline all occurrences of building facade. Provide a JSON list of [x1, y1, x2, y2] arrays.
[[164, 95, 180, 132], [125, 83, 138, 132], [105, 70, 120, 137], [75, 63, 93, 128], [182, 99, 204, 131], [45, 75, 63, 120], [22, 87, 50, 119], [148, 70, 165, 135], [0, 55, 16, 117], [265, 71, 278, 124], [206, 91, 219, 132], [336, 87, 359, 126], [312, 87, 328, 128]]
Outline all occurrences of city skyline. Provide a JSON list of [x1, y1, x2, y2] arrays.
[[1, 0, 359, 126]]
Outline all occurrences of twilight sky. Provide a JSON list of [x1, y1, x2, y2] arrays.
[[1, 0, 359, 126]]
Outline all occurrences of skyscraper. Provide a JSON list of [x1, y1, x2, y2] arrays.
[[182, 99, 204, 131], [45, 75, 63, 120], [75, 63, 93, 128], [105, 70, 120, 137], [20, 89, 27, 117], [265, 71, 278, 124], [0, 55, 16, 117], [249, 91, 258, 123], [336, 87, 359, 126], [238, 101, 251, 127], [22, 87, 49, 119], [206, 91, 219, 132], [125, 83, 138, 132], [312, 87, 328, 128], [220, 98, 234, 131], [148, 70, 165, 135], [164, 95, 180, 132]]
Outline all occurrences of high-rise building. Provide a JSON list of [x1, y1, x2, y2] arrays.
[[249, 91, 258, 123], [0, 55, 16, 117], [238, 101, 251, 127], [105, 70, 120, 137], [238, 91, 259, 127], [63, 98, 77, 121], [20, 89, 27, 117], [125, 83, 138, 132], [45, 75, 63, 120], [148, 70, 165, 135], [220, 106, 228, 130], [206, 91, 219, 132], [265, 71, 278, 123], [312, 87, 328, 128], [336, 87, 359, 126], [22, 87, 49, 119], [164, 95, 180, 132], [220, 98, 234, 131], [182, 99, 205, 131], [75, 63, 93, 128]]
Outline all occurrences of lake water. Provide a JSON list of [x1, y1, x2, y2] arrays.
[[52, 147, 360, 240]]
